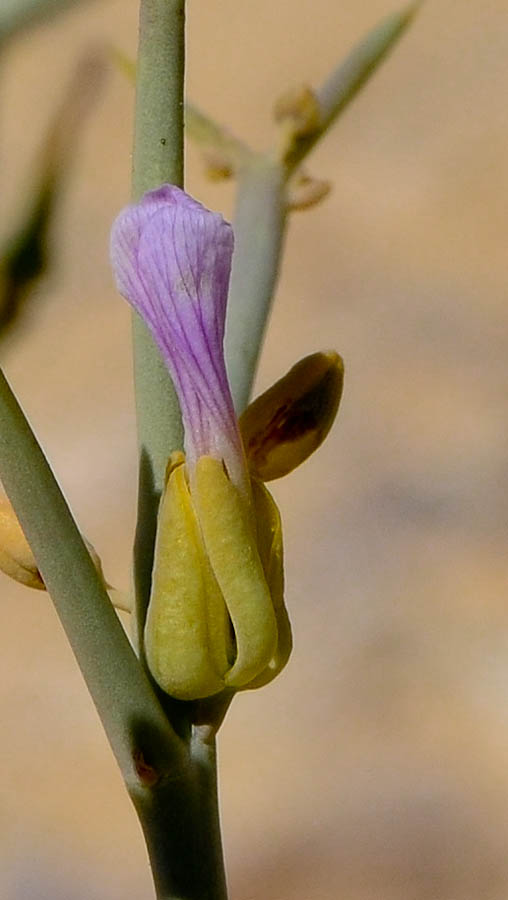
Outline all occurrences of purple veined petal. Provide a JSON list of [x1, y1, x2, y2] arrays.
[[110, 185, 247, 491]]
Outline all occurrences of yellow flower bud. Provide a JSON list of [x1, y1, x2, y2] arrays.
[[0, 497, 45, 589], [0, 495, 110, 596], [144, 454, 289, 701], [240, 351, 344, 481]]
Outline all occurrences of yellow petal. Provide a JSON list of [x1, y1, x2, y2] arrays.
[[240, 351, 344, 481], [194, 457, 277, 688], [145, 462, 227, 700], [242, 478, 292, 689]]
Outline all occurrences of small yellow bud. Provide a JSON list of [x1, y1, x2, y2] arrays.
[[0, 498, 45, 589], [0, 495, 111, 597], [240, 351, 344, 481]]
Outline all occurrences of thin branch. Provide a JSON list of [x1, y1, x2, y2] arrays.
[[225, 2, 419, 413], [0, 0, 94, 44], [285, 2, 421, 172]]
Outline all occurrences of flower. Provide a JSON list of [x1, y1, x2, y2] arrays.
[[111, 185, 290, 700], [111, 185, 246, 493]]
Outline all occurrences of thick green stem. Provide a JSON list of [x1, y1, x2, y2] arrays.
[[225, 158, 288, 413], [132, 733, 227, 900], [131, 3, 229, 898]]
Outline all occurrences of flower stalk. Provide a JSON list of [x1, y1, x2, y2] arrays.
[[129, 4, 231, 900]]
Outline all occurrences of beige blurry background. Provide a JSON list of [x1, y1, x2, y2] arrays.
[[2, 1, 508, 898]]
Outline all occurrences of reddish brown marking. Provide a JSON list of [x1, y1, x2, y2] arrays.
[[133, 749, 159, 787]]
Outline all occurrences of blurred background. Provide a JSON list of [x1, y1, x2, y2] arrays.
[[1, 1, 508, 897]]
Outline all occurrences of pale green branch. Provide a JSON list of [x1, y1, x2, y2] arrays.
[[110, 48, 254, 176], [131, 0, 185, 645], [0, 367, 184, 783], [285, 1, 421, 173], [129, 3, 230, 897], [225, 2, 419, 412], [226, 158, 287, 413]]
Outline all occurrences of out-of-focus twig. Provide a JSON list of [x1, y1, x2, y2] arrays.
[[226, 2, 420, 412], [0, 49, 106, 336], [0, 0, 94, 46]]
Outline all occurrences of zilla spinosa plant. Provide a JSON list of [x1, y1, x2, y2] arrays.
[[0, 2, 419, 898]]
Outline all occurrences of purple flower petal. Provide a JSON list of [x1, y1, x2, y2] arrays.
[[111, 185, 246, 489]]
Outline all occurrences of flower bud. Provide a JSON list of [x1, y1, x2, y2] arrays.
[[0, 498, 45, 589], [111, 185, 293, 702], [240, 351, 344, 481], [0, 495, 109, 595], [144, 454, 286, 700]]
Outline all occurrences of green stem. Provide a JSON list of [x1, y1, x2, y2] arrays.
[[131, 0, 185, 645], [132, 732, 227, 900], [226, 158, 288, 413], [0, 367, 184, 782], [131, 3, 229, 898], [190, 730, 228, 900]]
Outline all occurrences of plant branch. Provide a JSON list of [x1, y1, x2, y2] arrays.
[[226, 158, 288, 413], [0, 0, 93, 45], [284, 1, 421, 172], [131, 0, 185, 645], [225, 2, 419, 413], [0, 367, 184, 783], [130, 3, 229, 897], [132, 730, 227, 900]]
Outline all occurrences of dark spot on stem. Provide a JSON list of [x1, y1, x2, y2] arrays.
[[133, 748, 160, 787]]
